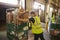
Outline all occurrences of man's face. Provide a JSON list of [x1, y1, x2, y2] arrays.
[[31, 14, 35, 17]]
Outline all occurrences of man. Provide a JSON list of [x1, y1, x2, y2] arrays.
[[29, 11, 45, 40], [52, 13, 55, 23]]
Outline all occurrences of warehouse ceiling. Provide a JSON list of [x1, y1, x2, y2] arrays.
[[35, 0, 45, 4], [0, 2, 18, 8]]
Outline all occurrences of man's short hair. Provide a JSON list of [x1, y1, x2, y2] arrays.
[[31, 11, 35, 14]]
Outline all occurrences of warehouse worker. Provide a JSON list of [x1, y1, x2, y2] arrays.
[[52, 15, 55, 23], [52, 13, 56, 23], [29, 11, 45, 40]]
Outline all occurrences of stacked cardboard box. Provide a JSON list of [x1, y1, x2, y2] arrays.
[[17, 8, 28, 24]]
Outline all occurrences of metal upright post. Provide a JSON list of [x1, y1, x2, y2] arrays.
[[44, 0, 48, 22], [13, 8, 19, 40]]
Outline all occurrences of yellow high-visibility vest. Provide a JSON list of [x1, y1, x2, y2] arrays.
[[52, 15, 55, 23], [31, 16, 43, 34]]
